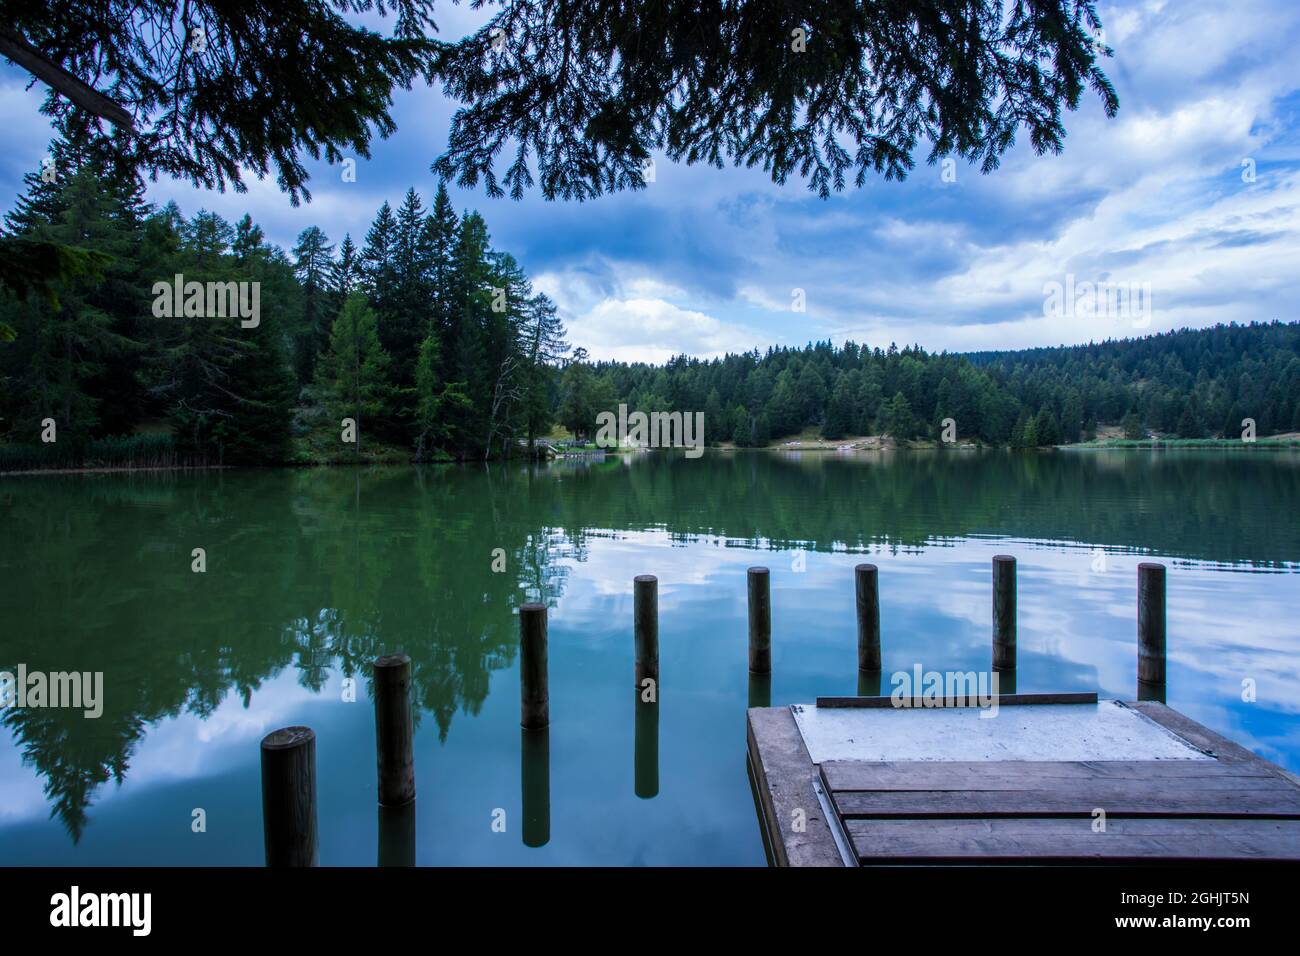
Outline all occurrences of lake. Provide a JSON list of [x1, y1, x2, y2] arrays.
[[2, 448, 1298, 865]]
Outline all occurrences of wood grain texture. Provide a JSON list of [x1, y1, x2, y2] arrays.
[[816, 692, 1098, 708], [854, 564, 881, 672], [746, 706, 842, 867], [374, 654, 415, 807], [845, 817, 1300, 863], [634, 574, 658, 684], [747, 567, 771, 674], [260, 726, 318, 867], [821, 759, 1257, 792], [992, 555, 1016, 671], [519, 603, 549, 729], [833, 787, 1300, 818], [753, 700, 1300, 864]]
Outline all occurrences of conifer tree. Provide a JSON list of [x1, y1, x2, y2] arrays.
[[316, 292, 392, 461], [444, 211, 493, 452], [731, 405, 752, 447], [0, 134, 147, 443], [822, 373, 857, 439], [330, 235, 360, 304], [558, 349, 613, 442], [427, 183, 460, 356], [387, 188, 436, 392], [220, 246, 297, 463], [232, 215, 265, 264], [413, 332, 472, 460], [883, 392, 917, 441], [360, 202, 398, 317], [147, 209, 296, 463], [1031, 406, 1061, 446], [480, 251, 535, 457], [291, 226, 335, 386], [516, 291, 566, 449], [1122, 411, 1145, 440]]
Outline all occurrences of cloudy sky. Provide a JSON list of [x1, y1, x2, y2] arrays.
[[2, 0, 1298, 364]]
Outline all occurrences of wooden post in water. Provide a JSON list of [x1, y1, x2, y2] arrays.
[[521, 727, 550, 848], [856, 669, 882, 697], [634, 575, 659, 687], [520, 603, 550, 729], [1138, 562, 1167, 700], [992, 555, 1017, 672], [374, 654, 415, 807], [633, 574, 660, 799], [748, 567, 771, 674], [748, 672, 772, 708], [855, 564, 881, 673], [635, 694, 659, 799], [260, 726, 318, 867], [377, 801, 416, 867]]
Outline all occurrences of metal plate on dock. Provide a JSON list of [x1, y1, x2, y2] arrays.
[[748, 699, 1300, 865], [790, 699, 1212, 764]]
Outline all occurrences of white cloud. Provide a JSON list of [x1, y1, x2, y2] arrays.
[[536, 263, 767, 362], [4, 1, 1300, 360]]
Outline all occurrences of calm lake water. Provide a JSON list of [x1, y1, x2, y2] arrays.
[[2, 449, 1298, 865]]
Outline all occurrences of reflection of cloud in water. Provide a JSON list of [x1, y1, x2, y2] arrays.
[[556, 526, 1300, 775], [2, 452, 1298, 861], [1, 669, 337, 828]]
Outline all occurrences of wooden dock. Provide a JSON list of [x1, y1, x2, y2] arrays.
[[748, 695, 1300, 866]]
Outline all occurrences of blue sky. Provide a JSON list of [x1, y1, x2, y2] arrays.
[[2, 0, 1299, 363]]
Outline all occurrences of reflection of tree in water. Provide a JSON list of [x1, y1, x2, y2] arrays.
[[3, 704, 145, 843], [543, 450, 1300, 567], [0, 466, 573, 837], [2, 449, 1297, 837]]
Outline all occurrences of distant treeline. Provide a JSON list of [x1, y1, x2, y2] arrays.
[[580, 321, 1300, 447], [2, 132, 1298, 467]]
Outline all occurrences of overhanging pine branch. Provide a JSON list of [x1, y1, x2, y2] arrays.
[[0, 30, 135, 132]]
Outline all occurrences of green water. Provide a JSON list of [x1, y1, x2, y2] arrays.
[[1, 448, 1298, 865]]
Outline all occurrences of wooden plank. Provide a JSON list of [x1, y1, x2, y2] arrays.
[[832, 788, 1300, 818], [845, 817, 1300, 863], [1130, 701, 1300, 783], [821, 759, 1279, 792], [753, 699, 1300, 865], [745, 707, 844, 867], [816, 692, 1098, 708]]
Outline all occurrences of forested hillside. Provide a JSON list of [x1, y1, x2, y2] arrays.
[[967, 323, 1300, 440], [587, 321, 1300, 448], [2, 132, 1298, 469]]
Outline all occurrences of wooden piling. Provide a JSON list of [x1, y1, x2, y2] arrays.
[[992, 555, 1017, 672], [748, 566, 771, 674], [521, 727, 550, 848], [634, 574, 659, 686], [1137, 679, 1165, 704], [994, 668, 1018, 695], [855, 563, 881, 672], [633, 576, 660, 799], [377, 801, 416, 867], [1138, 562, 1167, 691], [856, 669, 881, 697], [374, 653, 415, 807], [635, 695, 659, 800], [747, 671, 772, 709], [519, 603, 549, 729], [260, 726, 318, 867]]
